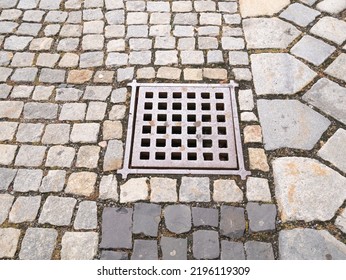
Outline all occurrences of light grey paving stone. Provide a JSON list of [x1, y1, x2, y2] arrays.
[[310, 17, 346, 44], [83, 20, 104, 34], [157, 67, 181, 79], [106, 52, 128, 66], [274, 157, 346, 222], [70, 123, 100, 143], [14, 145, 46, 167], [200, 12, 221, 25], [59, 53, 79, 67], [13, 169, 42, 192], [207, 50, 223, 63], [45, 11, 68, 22], [100, 207, 133, 249], [147, 1, 170, 12], [36, 54, 60, 67], [221, 241, 245, 260], [40, 170, 66, 193], [60, 24, 82, 37], [238, 89, 254, 111], [245, 241, 274, 260], [224, 14, 241, 25], [126, 25, 148, 38], [0, 168, 17, 191], [0, 101, 23, 119], [86, 102, 107, 120], [303, 78, 346, 125], [291, 35, 335, 66], [17, 0, 39, 9], [192, 207, 218, 227], [316, 0, 346, 14], [107, 39, 125, 52], [198, 26, 219, 36], [74, 201, 97, 230], [193, 230, 219, 260], [0, 9, 22, 21], [76, 145, 100, 168], [65, 172, 97, 196], [105, 10, 124, 25], [300, 0, 318, 5], [19, 228, 58, 260], [129, 51, 151, 65], [82, 34, 104, 50], [61, 232, 98, 260], [0, 194, 14, 224], [0, 228, 20, 258], [120, 177, 148, 203], [220, 206, 245, 238], [257, 99, 330, 150], [0, 144, 17, 165], [57, 38, 79, 51], [325, 54, 346, 83], [173, 25, 194, 37], [195, 1, 216, 12], [111, 88, 127, 103], [105, 25, 125, 38], [280, 3, 320, 27], [149, 24, 170, 36], [335, 209, 346, 234], [4, 35, 33, 50], [174, 13, 197, 25], [80, 51, 103, 68], [23, 103, 58, 120], [11, 85, 34, 98], [32, 85, 54, 100], [155, 50, 178, 65], [30, 37, 54, 51], [99, 175, 118, 200], [177, 38, 195, 50], [150, 12, 171, 24], [0, 84, 12, 99], [179, 177, 210, 202], [150, 177, 177, 203], [0, 52, 13, 67], [172, 1, 192, 12], [39, 0, 62, 9], [103, 140, 123, 171], [136, 67, 155, 79], [39, 196, 76, 226], [164, 205, 191, 234], [100, 251, 128, 260], [0, 67, 12, 82], [181, 50, 204, 65], [133, 203, 161, 237], [221, 37, 245, 50], [161, 237, 187, 260], [9, 196, 41, 223], [229, 51, 249, 65], [213, 179, 243, 203], [0, 0, 18, 8], [117, 67, 134, 82], [11, 52, 34, 67], [279, 229, 346, 260], [243, 18, 300, 49], [16, 123, 44, 143], [246, 177, 271, 202], [129, 38, 152, 50], [11, 67, 38, 82], [318, 129, 346, 173], [127, 12, 148, 24], [46, 146, 75, 168], [247, 202, 276, 232], [42, 124, 70, 145], [132, 240, 158, 260], [56, 88, 83, 101], [251, 53, 316, 95]]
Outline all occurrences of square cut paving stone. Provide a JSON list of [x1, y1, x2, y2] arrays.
[[0, 101, 24, 118], [0, 84, 12, 99], [23, 103, 58, 120], [164, 205, 191, 234], [0, 144, 17, 165], [11, 67, 38, 82], [70, 123, 100, 143], [61, 232, 98, 260], [213, 179, 243, 203], [120, 177, 149, 203], [317, 0, 346, 14], [0, 168, 17, 191], [16, 123, 44, 143], [192, 207, 218, 227], [86, 102, 107, 120], [193, 230, 220, 260], [42, 124, 70, 145], [131, 240, 158, 260], [0, 67, 12, 82], [103, 120, 123, 140], [59, 103, 86, 121], [221, 37, 245, 50], [39, 170, 66, 193], [39, 196, 76, 226], [99, 174, 118, 200], [245, 241, 274, 260], [246, 177, 272, 202], [74, 201, 97, 230], [0, 194, 14, 225], [310, 17, 346, 45], [4, 36, 33, 51], [65, 172, 97, 196], [39, 69, 66, 83], [180, 177, 210, 202], [279, 3, 320, 27], [56, 88, 83, 101], [103, 139, 124, 172], [100, 207, 133, 249], [83, 86, 112, 101], [325, 53, 346, 83], [19, 228, 58, 260], [220, 206, 245, 238], [9, 196, 41, 223], [161, 237, 187, 260], [318, 129, 346, 173], [14, 145, 46, 167], [13, 169, 43, 192], [45, 146, 75, 168], [221, 241, 245, 260], [246, 203, 277, 232], [291, 35, 336, 66], [0, 228, 21, 258], [133, 203, 161, 237], [100, 251, 128, 260], [150, 177, 177, 203], [76, 146, 100, 168]]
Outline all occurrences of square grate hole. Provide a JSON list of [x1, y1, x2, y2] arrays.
[[119, 81, 250, 179]]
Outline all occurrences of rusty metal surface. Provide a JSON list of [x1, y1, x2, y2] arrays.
[[118, 81, 251, 180]]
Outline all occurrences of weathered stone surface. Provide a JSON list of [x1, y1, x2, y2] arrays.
[[132, 240, 158, 260], [15, 145, 46, 167], [45, 146, 75, 168], [179, 177, 210, 202], [39, 196, 76, 226], [246, 177, 272, 202], [76, 146, 100, 168], [0, 228, 20, 258], [0, 194, 14, 225], [150, 177, 177, 202], [310, 17, 346, 45], [243, 18, 300, 49], [65, 172, 97, 196], [335, 209, 346, 234], [23, 103, 58, 120], [9, 196, 41, 223], [19, 228, 58, 260], [192, 207, 218, 227], [247, 203, 276, 232], [257, 99, 330, 150], [213, 179, 243, 202], [100, 207, 133, 249], [99, 175, 118, 200], [40, 170, 66, 193], [13, 169, 43, 192], [161, 237, 187, 260], [71, 123, 99, 143], [245, 241, 274, 260], [0, 101, 23, 118], [280, 3, 320, 27], [240, 0, 290, 17], [100, 251, 128, 260], [325, 54, 346, 83], [120, 177, 148, 203], [61, 232, 98, 260], [273, 157, 346, 222], [74, 201, 97, 230], [220, 206, 245, 238], [251, 53, 316, 95], [103, 140, 123, 171], [221, 241, 245, 260], [0, 168, 17, 191], [0, 144, 17, 165], [248, 148, 270, 172], [133, 203, 161, 237], [193, 230, 219, 260], [279, 229, 346, 260], [16, 123, 44, 143], [303, 78, 346, 125], [164, 205, 191, 234], [42, 124, 70, 145], [317, 0, 346, 14], [318, 129, 346, 173]]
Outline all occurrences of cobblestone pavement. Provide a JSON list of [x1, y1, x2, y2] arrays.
[[0, 0, 346, 260]]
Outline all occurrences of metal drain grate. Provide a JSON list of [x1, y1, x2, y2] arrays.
[[118, 81, 250, 179]]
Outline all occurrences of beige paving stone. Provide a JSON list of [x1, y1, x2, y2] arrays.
[[67, 70, 93, 84], [65, 172, 97, 196], [248, 148, 270, 172], [240, 0, 290, 17]]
